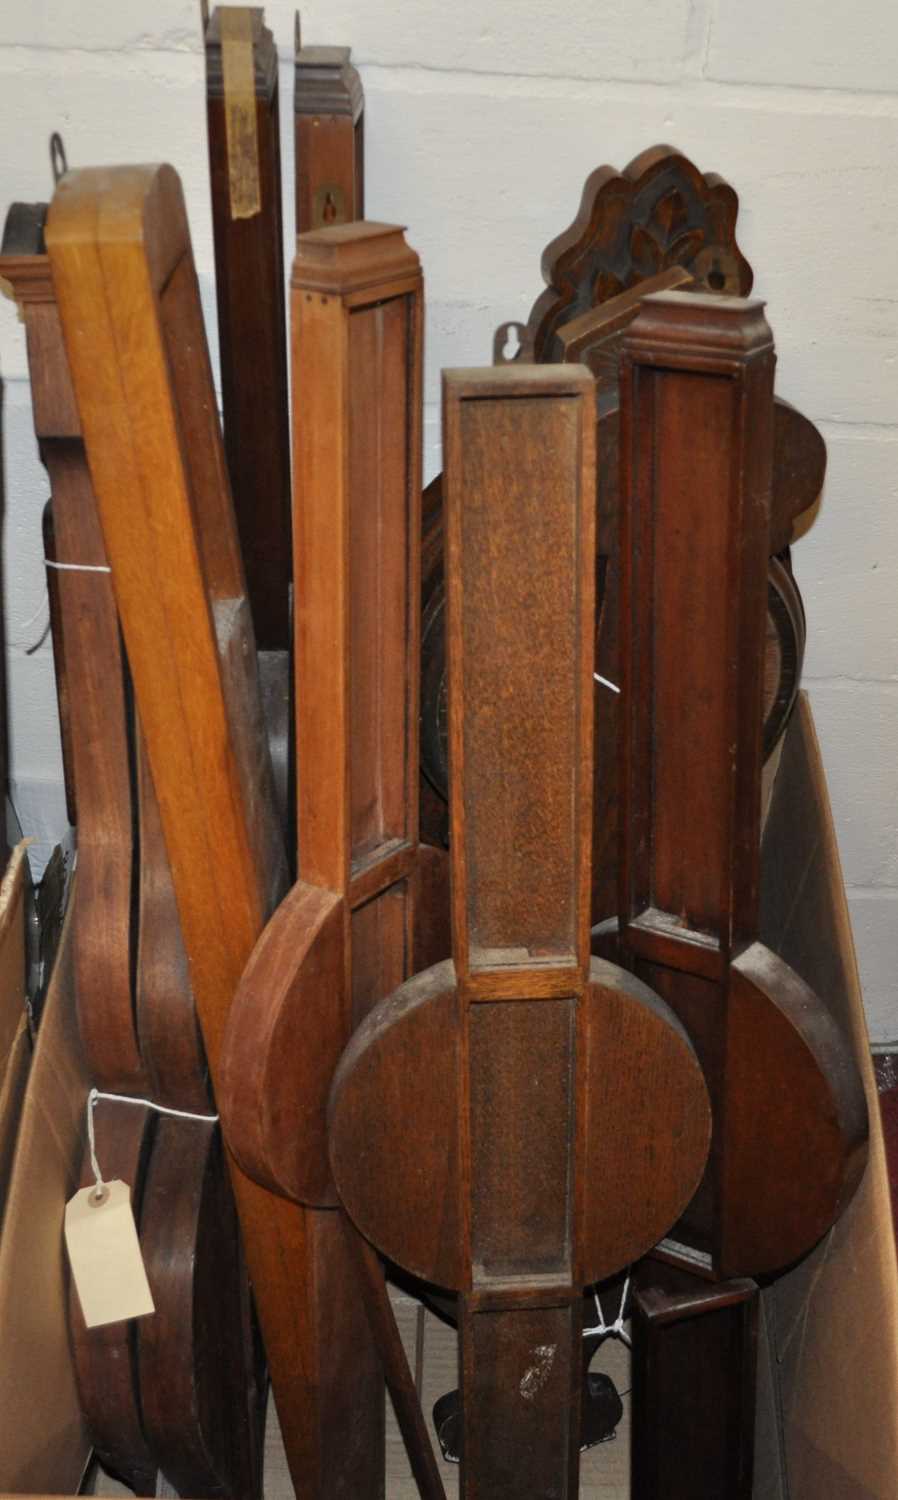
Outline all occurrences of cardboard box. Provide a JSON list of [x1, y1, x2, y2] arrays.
[[755, 695, 898, 1499], [0, 873, 90, 1492], [0, 695, 894, 1498]]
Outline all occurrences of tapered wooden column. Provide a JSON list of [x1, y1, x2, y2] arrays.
[[330, 364, 711, 1499]]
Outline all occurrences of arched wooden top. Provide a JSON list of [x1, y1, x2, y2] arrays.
[[504, 145, 753, 366]]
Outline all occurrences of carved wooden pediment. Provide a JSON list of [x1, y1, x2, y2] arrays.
[[500, 145, 753, 365]]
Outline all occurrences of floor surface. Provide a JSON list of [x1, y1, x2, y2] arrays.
[[91, 1287, 632, 1498]]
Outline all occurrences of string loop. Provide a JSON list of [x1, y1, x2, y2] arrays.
[[583, 1271, 632, 1348], [86, 1087, 219, 1199]]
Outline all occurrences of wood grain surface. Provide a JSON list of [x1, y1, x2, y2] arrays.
[[45, 164, 371, 1500], [0, 240, 144, 1096], [421, 230, 823, 909], [331, 363, 710, 1497], [0, 217, 213, 1113], [220, 219, 450, 1498], [205, 7, 291, 651], [138, 1117, 264, 1499], [221, 221, 430, 1206], [294, 30, 364, 232], [612, 290, 867, 1280]]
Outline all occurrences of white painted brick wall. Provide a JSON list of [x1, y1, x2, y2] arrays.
[[0, 1, 895, 1036]]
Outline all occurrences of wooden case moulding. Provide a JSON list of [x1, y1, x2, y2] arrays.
[[45, 163, 376, 1500], [330, 363, 711, 1497], [596, 290, 860, 1500], [1, 192, 268, 1494], [221, 219, 429, 1205], [0, 223, 143, 1098], [205, 5, 292, 652], [294, 17, 364, 233], [607, 289, 868, 1280], [0, 206, 211, 1111], [507, 144, 753, 366], [220, 217, 450, 1498], [68, 1105, 156, 1496], [419, 150, 824, 929]]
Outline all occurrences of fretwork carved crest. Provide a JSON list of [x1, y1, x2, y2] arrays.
[[497, 145, 753, 365]]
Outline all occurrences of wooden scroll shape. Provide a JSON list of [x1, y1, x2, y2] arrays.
[[631, 1261, 759, 1500], [0, 210, 208, 1110], [501, 144, 753, 366], [69, 1104, 156, 1496], [294, 17, 364, 233], [205, 6, 292, 651], [606, 291, 867, 1280], [330, 365, 711, 1495], [46, 165, 371, 1499]]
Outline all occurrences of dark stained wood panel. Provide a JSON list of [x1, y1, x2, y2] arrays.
[[469, 998, 574, 1281], [205, 5, 291, 650]]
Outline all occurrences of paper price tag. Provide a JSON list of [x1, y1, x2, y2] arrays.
[[64, 1179, 154, 1328]]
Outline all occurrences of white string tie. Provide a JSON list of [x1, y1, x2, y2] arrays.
[[9, 559, 111, 654], [594, 673, 620, 695], [86, 1087, 219, 1201], [583, 1270, 631, 1347]]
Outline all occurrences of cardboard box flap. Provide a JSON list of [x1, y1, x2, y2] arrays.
[[0, 876, 91, 1491], [755, 695, 898, 1500]]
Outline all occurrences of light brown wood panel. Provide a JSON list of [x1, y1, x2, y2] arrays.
[[45, 164, 369, 1500], [219, 219, 446, 1495], [221, 221, 427, 1207]]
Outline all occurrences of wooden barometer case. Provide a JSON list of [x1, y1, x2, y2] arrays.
[[329, 363, 712, 1498], [204, 5, 292, 652]]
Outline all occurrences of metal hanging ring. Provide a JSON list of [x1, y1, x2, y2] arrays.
[[50, 132, 69, 185]]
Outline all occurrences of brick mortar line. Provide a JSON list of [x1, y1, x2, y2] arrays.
[[803, 677, 898, 689], [0, 43, 897, 115]]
